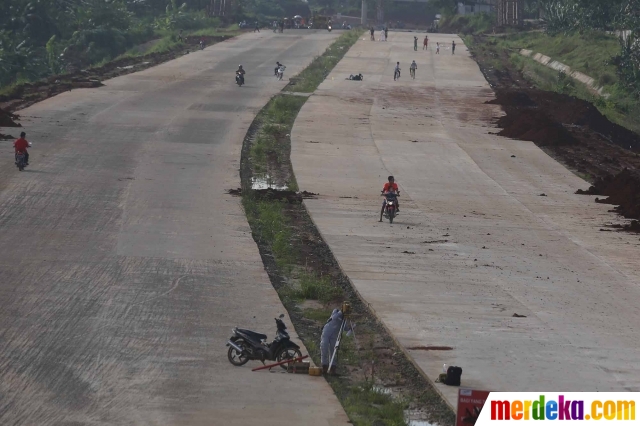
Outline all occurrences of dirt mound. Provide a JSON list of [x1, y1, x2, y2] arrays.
[[0, 108, 21, 127], [489, 88, 640, 152], [493, 104, 577, 146], [577, 168, 640, 220]]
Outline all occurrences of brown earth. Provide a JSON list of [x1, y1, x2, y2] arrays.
[[469, 34, 640, 226], [0, 35, 233, 114], [0, 108, 21, 127]]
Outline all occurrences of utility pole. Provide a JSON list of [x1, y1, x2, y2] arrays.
[[361, 0, 367, 26]]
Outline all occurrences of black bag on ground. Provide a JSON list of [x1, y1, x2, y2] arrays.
[[445, 366, 462, 386]]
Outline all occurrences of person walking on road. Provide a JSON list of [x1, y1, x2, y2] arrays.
[[394, 62, 401, 80], [436, 42, 440, 54], [380, 29, 385, 41], [254, 21, 260, 32], [370, 26, 375, 41], [410, 60, 417, 79], [384, 27, 388, 41], [423, 35, 428, 50], [452, 40, 456, 55], [414, 36, 418, 51]]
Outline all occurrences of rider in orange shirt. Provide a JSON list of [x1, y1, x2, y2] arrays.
[[380, 176, 400, 222]]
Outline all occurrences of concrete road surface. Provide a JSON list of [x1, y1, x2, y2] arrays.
[[0, 31, 350, 425], [291, 32, 640, 406]]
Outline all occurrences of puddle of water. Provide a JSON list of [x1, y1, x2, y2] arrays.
[[404, 410, 435, 426], [251, 176, 288, 190]]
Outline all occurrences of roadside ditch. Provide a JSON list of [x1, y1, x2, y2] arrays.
[[236, 30, 456, 426], [467, 34, 640, 233]]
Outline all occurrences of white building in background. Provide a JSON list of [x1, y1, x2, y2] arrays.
[[457, 1, 493, 15]]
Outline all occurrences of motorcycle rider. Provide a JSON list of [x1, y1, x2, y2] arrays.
[[379, 175, 400, 222], [275, 61, 283, 76], [236, 64, 246, 84], [14, 131, 30, 166]]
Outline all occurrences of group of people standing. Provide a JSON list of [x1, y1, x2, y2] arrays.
[[414, 35, 456, 55], [369, 26, 389, 42]]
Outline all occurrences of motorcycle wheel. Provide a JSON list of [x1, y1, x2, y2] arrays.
[[228, 340, 250, 366], [389, 210, 394, 224], [276, 347, 302, 370]]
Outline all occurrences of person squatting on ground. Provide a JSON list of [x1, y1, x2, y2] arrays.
[[380, 176, 400, 221], [14, 132, 30, 166], [423, 35, 428, 50], [320, 308, 351, 375], [414, 36, 418, 51]]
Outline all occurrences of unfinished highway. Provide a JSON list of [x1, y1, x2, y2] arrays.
[[291, 32, 640, 406], [0, 31, 349, 425]]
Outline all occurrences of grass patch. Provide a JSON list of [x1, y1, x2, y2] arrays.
[[477, 31, 640, 135], [240, 30, 452, 426], [286, 29, 364, 93], [337, 382, 408, 426], [239, 30, 433, 426]]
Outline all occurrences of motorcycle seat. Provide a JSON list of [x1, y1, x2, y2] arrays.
[[237, 328, 267, 341]]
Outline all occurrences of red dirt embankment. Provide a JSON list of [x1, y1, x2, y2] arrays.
[[470, 32, 640, 232], [576, 169, 640, 227]]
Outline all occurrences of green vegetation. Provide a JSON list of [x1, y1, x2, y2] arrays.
[[438, 12, 495, 35], [240, 30, 419, 426], [485, 31, 640, 134], [286, 29, 363, 92], [339, 382, 408, 426]]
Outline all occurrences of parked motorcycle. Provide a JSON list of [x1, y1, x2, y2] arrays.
[[226, 314, 302, 368], [236, 72, 245, 87], [382, 192, 398, 223], [276, 65, 286, 81], [15, 152, 26, 171]]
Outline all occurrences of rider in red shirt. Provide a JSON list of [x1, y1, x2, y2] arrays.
[[380, 176, 400, 222], [14, 132, 29, 165]]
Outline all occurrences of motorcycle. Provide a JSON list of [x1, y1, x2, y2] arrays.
[[226, 314, 302, 369], [327, 24, 332, 32], [382, 192, 399, 223], [236, 72, 245, 87], [15, 152, 26, 171], [276, 65, 286, 81], [199, 40, 205, 50]]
